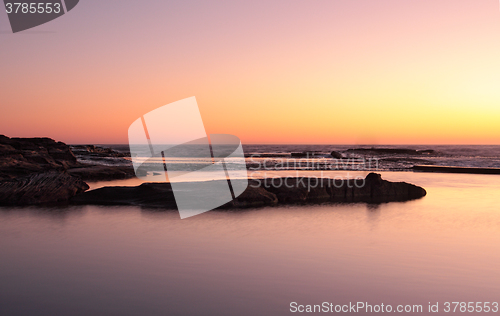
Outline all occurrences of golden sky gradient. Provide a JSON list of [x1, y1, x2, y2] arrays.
[[1, 0, 499, 144]]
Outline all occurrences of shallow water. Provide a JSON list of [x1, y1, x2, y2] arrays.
[[1, 172, 500, 315]]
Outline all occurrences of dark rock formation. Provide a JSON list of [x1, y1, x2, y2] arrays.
[[71, 180, 281, 209], [229, 182, 279, 207], [71, 173, 426, 209], [72, 182, 177, 207], [70, 145, 130, 158], [0, 135, 78, 180], [330, 151, 344, 159], [0, 172, 89, 205], [329, 172, 427, 203], [0, 135, 135, 182]]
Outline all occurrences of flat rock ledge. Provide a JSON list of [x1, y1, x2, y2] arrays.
[[0, 172, 89, 206], [71, 173, 426, 209]]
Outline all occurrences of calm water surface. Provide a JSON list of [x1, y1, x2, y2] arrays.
[[1, 172, 500, 315]]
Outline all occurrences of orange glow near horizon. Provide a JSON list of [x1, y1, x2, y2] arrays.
[[0, 0, 499, 145]]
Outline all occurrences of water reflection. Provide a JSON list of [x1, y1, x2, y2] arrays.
[[0, 205, 87, 220], [0, 172, 499, 315]]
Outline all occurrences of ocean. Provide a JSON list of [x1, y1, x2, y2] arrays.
[[82, 144, 500, 171], [73, 144, 500, 187]]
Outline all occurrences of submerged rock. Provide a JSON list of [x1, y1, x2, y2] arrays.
[[0, 172, 89, 205], [71, 173, 426, 209]]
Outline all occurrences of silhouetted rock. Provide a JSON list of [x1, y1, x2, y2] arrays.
[[0, 172, 89, 205], [70, 145, 130, 158], [0, 135, 135, 182], [71, 173, 426, 209], [328, 172, 427, 202], [330, 151, 344, 159], [259, 177, 330, 203], [71, 182, 177, 208], [226, 180, 279, 207], [0, 135, 78, 180]]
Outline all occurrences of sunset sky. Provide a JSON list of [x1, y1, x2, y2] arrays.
[[1, 0, 500, 144]]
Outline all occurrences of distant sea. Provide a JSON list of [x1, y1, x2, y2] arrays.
[[85, 144, 500, 171]]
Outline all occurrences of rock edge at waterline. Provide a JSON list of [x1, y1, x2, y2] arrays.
[[71, 173, 427, 209]]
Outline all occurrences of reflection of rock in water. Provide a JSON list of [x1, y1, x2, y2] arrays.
[[366, 204, 381, 212]]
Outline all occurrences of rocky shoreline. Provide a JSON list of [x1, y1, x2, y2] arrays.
[[0, 135, 135, 182], [0, 136, 427, 207], [0, 135, 135, 205]]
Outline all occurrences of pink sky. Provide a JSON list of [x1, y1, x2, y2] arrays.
[[1, 0, 499, 144]]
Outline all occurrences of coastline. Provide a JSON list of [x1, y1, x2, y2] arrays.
[[3, 135, 500, 208]]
